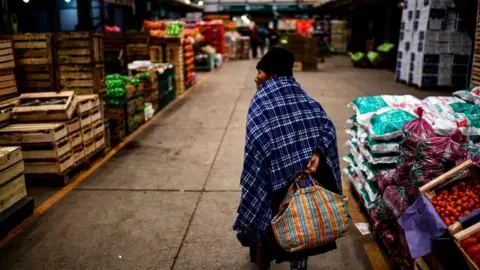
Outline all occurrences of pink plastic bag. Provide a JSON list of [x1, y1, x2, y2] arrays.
[[401, 107, 436, 153], [375, 168, 396, 194], [383, 185, 409, 217]]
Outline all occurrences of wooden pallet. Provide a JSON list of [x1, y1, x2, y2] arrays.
[[15, 64, 56, 93], [0, 123, 68, 145], [0, 69, 18, 100], [57, 64, 106, 94], [0, 97, 17, 128], [24, 152, 73, 174], [0, 39, 15, 70], [0, 196, 33, 239], [70, 131, 82, 148], [126, 44, 149, 61], [12, 33, 53, 65], [55, 32, 103, 64], [13, 91, 77, 122], [125, 32, 149, 44]]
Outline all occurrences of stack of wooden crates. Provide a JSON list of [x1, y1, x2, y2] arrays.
[[0, 37, 18, 101], [0, 146, 33, 239], [165, 43, 185, 95], [0, 92, 104, 185]]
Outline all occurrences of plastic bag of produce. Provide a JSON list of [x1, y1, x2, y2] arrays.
[[375, 168, 396, 194], [394, 151, 415, 186], [383, 185, 409, 217], [359, 144, 399, 165], [453, 86, 480, 104], [346, 115, 356, 127], [366, 136, 401, 154], [422, 96, 466, 114], [369, 108, 417, 141], [349, 95, 421, 128], [343, 154, 356, 167], [345, 126, 357, 138], [364, 181, 380, 203], [402, 107, 436, 152], [361, 161, 376, 181]]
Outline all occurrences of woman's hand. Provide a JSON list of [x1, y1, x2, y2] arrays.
[[306, 153, 320, 174]]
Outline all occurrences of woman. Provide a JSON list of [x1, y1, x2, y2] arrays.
[[233, 47, 341, 270]]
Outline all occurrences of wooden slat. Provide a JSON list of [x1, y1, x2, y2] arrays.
[[24, 154, 73, 174], [70, 132, 82, 148], [13, 33, 49, 41], [0, 48, 13, 57], [0, 86, 17, 97], [57, 48, 90, 56], [0, 174, 27, 213], [15, 49, 49, 58], [23, 138, 71, 160], [0, 74, 14, 82], [14, 41, 48, 49], [0, 80, 16, 89], [0, 147, 22, 172], [56, 40, 90, 48], [0, 161, 24, 186], [0, 42, 11, 50], [60, 73, 93, 80], [15, 58, 50, 65], [0, 123, 67, 144], [57, 32, 91, 39]]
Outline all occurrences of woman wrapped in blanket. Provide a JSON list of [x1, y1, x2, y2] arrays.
[[233, 47, 342, 270]]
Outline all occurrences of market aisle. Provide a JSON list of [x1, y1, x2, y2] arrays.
[[0, 57, 448, 270]]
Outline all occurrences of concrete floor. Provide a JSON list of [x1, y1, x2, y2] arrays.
[[0, 56, 450, 270]]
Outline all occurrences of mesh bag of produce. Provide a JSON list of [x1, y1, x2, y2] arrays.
[[383, 185, 409, 217], [345, 114, 356, 127]]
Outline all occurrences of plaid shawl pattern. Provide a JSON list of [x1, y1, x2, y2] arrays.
[[233, 76, 341, 239]]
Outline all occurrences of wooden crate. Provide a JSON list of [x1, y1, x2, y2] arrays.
[[103, 32, 125, 52], [24, 152, 73, 174], [420, 160, 477, 232], [109, 118, 126, 141], [135, 98, 144, 112], [84, 140, 95, 156], [72, 145, 85, 164], [55, 32, 103, 64], [453, 223, 480, 270], [91, 108, 101, 123], [0, 97, 17, 128], [0, 174, 27, 213], [125, 32, 149, 44], [135, 83, 144, 97], [0, 69, 18, 101], [79, 112, 92, 128], [12, 33, 53, 65], [77, 94, 100, 114], [66, 118, 80, 134], [0, 39, 15, 70], [0, 123, 68, 145], [127, 99, 136, 116], [15, 64, 56, 93], [81, 124, 94, 143], [22, 137, 72, 160], [13, 91, 77, 122], [70, 131, 82, 148], [57, 64, 106, 94], [107, 106, 125, 120], [149, 46, 163, 63], [126, 44, 149, 61], [95, 134, 105, 151], [93, 120, 104, 137], [0, 147, 23, 186]]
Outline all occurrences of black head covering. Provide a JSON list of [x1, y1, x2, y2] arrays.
[[256, 47, 294, 77]]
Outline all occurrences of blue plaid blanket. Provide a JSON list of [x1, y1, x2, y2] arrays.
[[233, 76, 341, 239]]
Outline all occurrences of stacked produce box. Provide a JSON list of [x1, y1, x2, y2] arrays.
[[196, 20, 225, 55], [279, 35, 318, 71], [106, 74, 129, 142], [0, 37, 18, 100], [165, 43, 185, 95], [125, 32, 149, 63], [471, 4, 480, 86], [183, 32, 195, 87], [238, 37, 251, 60], [345, 93, 480, 267], [0, 147, 33, 239], [330, 20, 347, 53], [0, 92, 104, 184], [396, 0, 472, 88], [12, 33, 55, 93]]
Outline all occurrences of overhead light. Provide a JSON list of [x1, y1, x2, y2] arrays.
[[241, 15, 250, 24], [23, 0, 29, 3], [185, 0, 190, 3], [198, 0, 203, 5], [65, 0, 71, 2]]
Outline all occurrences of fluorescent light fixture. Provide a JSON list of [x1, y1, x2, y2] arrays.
[[65, 0, 71, 2], [198, 0, 203, 5], [241, 15, 250, 24], [185, 0, 190, 3], [23, 0, 29, 3]]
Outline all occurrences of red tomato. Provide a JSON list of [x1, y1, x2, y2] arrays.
[[462, 238, 477, 250], [467, 245, 480, 258]]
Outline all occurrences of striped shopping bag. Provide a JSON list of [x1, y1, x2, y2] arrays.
[[271, 173, 349, 252]]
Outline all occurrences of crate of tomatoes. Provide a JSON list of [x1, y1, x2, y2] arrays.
[[454, 222, 480, 269], [420, 160, 480, 229]]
